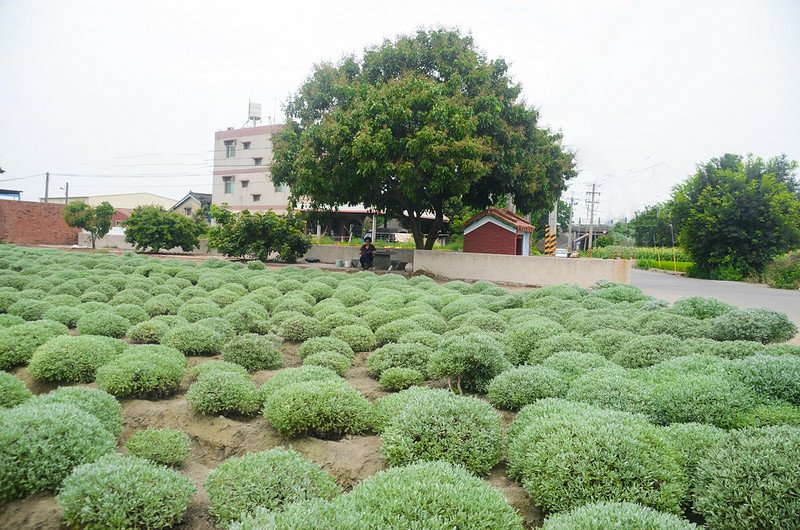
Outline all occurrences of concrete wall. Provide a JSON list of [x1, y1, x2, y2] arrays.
[[413, 250, 631, 287], [0, 200, 79, 245], [79, 232, 211, 254], [303, 244, 415, 265]]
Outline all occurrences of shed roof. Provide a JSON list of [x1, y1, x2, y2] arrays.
[[464, 207, 534, 233]]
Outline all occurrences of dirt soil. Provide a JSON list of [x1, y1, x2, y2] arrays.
[[2, 344, 542, 529]]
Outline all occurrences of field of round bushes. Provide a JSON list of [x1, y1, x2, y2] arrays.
[[1, 243, 799, 529]]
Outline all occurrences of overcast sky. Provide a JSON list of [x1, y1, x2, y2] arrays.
[[1, 0, 798, 221]]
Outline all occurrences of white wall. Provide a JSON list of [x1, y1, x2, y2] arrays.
[[413, 250, 631, 287]]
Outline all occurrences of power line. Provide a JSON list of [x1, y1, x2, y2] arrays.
[[0, 173, 45, 183]]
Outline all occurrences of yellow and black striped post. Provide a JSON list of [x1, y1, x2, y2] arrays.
[[544, 224, 557, 256]]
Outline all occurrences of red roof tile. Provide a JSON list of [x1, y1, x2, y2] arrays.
[[464, 207, 534, 233]]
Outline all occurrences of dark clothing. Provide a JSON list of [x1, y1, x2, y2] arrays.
[[360, 243, 376, 269]]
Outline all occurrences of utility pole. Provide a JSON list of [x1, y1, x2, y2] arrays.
[[586, 182, 600, 256], [44, 172, 50, 203], [65, 182, 69, 204]]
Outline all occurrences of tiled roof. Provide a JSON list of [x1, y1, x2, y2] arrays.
[[464, 207, 534, 233]]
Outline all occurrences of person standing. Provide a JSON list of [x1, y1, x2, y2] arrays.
[[359, 236, 377, 269]]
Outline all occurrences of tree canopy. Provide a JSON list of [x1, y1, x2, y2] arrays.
[[672, 154, 800, 280], [123, 205, 205, 253], [272, 29, 576, 249], [629, 203, 676, 247], [207, 206, 311, 263], [62, 201, 114, 249]]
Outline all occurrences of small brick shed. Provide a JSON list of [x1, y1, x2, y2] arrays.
[[463, 207, 534, 256]]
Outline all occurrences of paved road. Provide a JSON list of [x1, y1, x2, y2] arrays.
[[630, 269, 800, 343]]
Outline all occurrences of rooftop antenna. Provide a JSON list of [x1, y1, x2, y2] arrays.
[[245, 100, 262, 128]]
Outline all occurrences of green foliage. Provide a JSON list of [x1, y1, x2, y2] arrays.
[[58, 454, 195, 529], [530, 332, 595, 364], [221, 333, 282, 372], [258, 365, 341, 402], [143, 293, 183, 316], [279, 314, 322, 341], [542, 502, 698, 530], [8, 298, 54, 320], [694, 426, 800, 529], [95, 349, 185, 399], [28, 334, 120, 383], [263, 379, 372, 439], [272, 28, 575, 249], [123, 205, 205, 252], [337, 462, 523, 529], [42, 305, 84, 328], [378, 367, 425, 391], [566, 367, 653, 417], [649, 372, 755, 428], [330, 324, 377, 352], [367, 342, 433, 379], [126, 318, 171, 343], [503, 317, 565, 365], [765, 251, 800, 289], [0, 370, 31, 408], [298, 336, 354, 359], [189, 359, 249, 381], [660, 422, 725, 506], [542, 350, 616, 382], [672, 153, 800, 278], [709, 307, 798, 343], [0, 321, 68, 370], [303, 351, 351, 375], [162, 323, 225, 355], [381, 391, 502, 475], [427, 333, 512, 393], [125, 428, 190, 466], [207, 206, 311, 263], [629, 202, 678, 247], [177, 301, 222, 322], [187, 370, 260, 416], [507, 400, 686, 514], [611, 334, 688, 368], [205, 448, 342, 527], [62, 200, 115, 249], [0, 403, 116, 501], [736, 355, 800, 405], [671, 296, 736, 320], [28, 386, 122, 436], [75, 310, 130, 338], [488, 366, 568, 410]]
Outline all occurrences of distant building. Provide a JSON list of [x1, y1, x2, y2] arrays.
[[40, 192, 176, 209], [211, 124, 289, 212], [170, 191, 212, 218], [463, 207, 534, 256], [0, 189, 22, 201]]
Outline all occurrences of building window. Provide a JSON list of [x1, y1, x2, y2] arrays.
[[253, 157, 263, 165], [184, 207, 192, 216], [274, 183, 288, 193], [241, 180, 249, 188], [252, 194, 261, 202], [242, 141, 251, 150], [223, 176, 234, 194], [224, 140, 236, 158]]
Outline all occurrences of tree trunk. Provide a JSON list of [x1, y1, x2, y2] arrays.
[[90, 233, 96, 249], [406, 209, 425, 249], [423, 209, 444, 250]]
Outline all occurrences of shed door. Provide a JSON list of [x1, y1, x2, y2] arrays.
[[515, 234, 523, 255]]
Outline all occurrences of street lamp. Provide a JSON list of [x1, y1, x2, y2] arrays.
[[59, 183, 69, 204]]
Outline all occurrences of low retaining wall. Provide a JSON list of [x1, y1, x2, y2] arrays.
[[304, 245, 415, 265], [79, 233, 211, 254], [413, 250, 631, 287]]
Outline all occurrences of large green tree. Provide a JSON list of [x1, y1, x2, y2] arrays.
[[672, 154, 800, 279], [62, 201, 115, 249], [629, 202, 676, 247], [272, 29, 576, 249], [123, 205, 205, 253]]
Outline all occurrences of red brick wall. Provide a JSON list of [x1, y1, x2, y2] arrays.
[[0, 201, 79, 245], [463, 221, 518, 255]]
